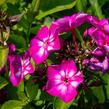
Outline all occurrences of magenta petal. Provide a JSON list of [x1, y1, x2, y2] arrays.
[[22, 58, 34, 76], [46, 85, 60, 96], [50, 23, 59, 37], [86, 16, 99, 27], [70, 12, 88, 28], [30, 38, 43, 47], [35, 26, 49, 42], [22, 51, 34, 75], [9, 55, 23, 86], [102, 56, 109, 72], [104, 45, 109, 53], [47, 65, 60, 80], [59, 84, 77, 103], [7, 42, 16, 54], [87, 27, 105, 46], [30, 38, 49, 64], [92, 47, 105, 57], [103, 24, 109, 34], [61, 60, 77, 75], [48, 36, 61, 51], [30, 46, 48, 64], [99, 18, 109, 25], [82, 59, 89, 66], [50, 16, 71, 34]]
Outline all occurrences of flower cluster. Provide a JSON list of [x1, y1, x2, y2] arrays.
[[1, 12, 109, 103]]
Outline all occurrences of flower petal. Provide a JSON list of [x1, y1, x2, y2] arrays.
[[48, 36, 61, 51], [30, 46, 48, 64], [61, 60, 77, 76], [35, 26, 49, 42], [59, 84, 77, 103], [30, 38, 49, 64], [92, 47, 105, 57], [47, 65, 61, 80], [9, 55, 23, 86]]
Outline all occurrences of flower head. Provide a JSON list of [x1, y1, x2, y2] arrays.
[[29, 26, 61, 65], [9, 51, 34, 86], [45, 60, 84, 103]]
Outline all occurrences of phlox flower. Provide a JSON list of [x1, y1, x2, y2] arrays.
[[45, 60, 84, 103], [29, 26, 61, 65], [84, 26, 109, 52], [8, 51, 34, 86], [50, 12, 89, 34]]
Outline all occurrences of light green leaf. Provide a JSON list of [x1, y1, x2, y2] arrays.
[[89, 0, 104, 19], [7, 0, 19, 4], [25, 80, 38, 101], [0, 46, 9, 68], [76, 0, 87, 11], [17, 82, 28, 102], [31, 0, 40, 13], [36, 1, 76, 20], [0, 76, 8, 89], [53, 97, 72, 109], [1, 100, 25, 109], [0, 0, 6, 5]]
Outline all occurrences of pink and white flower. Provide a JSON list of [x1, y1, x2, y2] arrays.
[[29, 26, 61, 65], [45, 60, 84, 103], [8, 51, 34, 86]]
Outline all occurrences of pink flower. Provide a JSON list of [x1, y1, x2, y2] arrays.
[[70, 12, 88, 28], [84, 27, 109, 52], [9, 51, 34, 86], [50, 16, 71, 34], [45, 60, 84, 103], [29, 26, 61, 65], [50, 12, 89, 34]]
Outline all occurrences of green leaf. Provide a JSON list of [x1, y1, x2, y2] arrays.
[[0, 76, 8, 89], [40, 91, 54, 102], [25, 80, 38, 101], [89, 0, 104, 19], [36, 0, 76, 20], [9, 33, 26, 49], [7, 3, 20, 15], [0, 0, 6, 5], [91, 86, 105, 103], [22, 103, 35, 109], [0, 46, 9, 68], [30, 25, 41, 34], [76, 0, 87, 11], [7, 0, 19, 4], [75, 29, 84, 48], [1, 100, 25, 109], [31, 0, 40, 13], [17, 82, 28, 101], [27, 0, 40, 22], [53, 97, 72, 109], [102, 73, 109, 100]]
